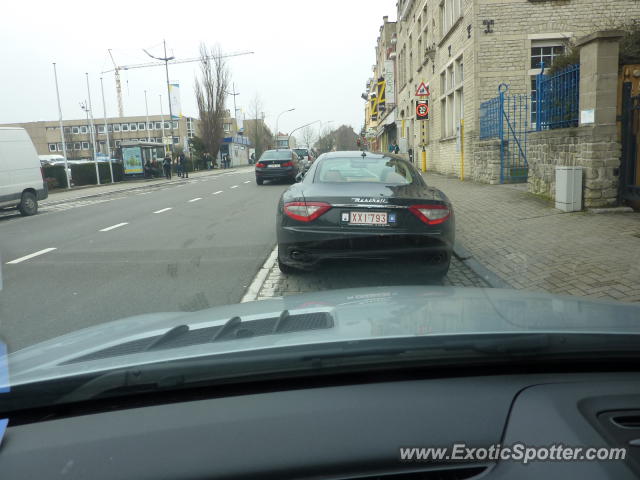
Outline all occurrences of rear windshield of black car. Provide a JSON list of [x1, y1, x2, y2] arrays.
[[316, 157, 413, 184], [261, 151, 292, 160], [293, 149, 308, 156]]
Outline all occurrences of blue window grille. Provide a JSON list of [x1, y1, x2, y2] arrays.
[[536, 63, 580, 130]]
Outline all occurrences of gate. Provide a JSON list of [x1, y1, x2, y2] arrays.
[[620, 78, 640, 205], [480, 84, 529, 183]]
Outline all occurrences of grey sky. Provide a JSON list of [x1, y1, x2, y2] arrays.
[[0, 0, 395, 137]]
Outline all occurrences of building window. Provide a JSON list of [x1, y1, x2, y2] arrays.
[[113, 124, 120, 132], [107, 124, 113, 132], [48, 143, 57, 152], [74, 142, 81, 150], [530, 42, 565, 126], [130, 123, 138, 131], [82, 142, 90, 150], [164, 121, 171, 129], [80, 126, 88, 134], [72, 126, 80, 134], [63, 127, 71, 134], [172, 120, 179, 129], [173, 136, 180, 144], [440, 55, 464, 138], [98, 125, 105, 134], [115, 140, 121, 147], [121, 123, 129, 131], [440, 0, 462, 37], [147, 122, 154, 130], [155, 121, 162, 130], [223, 123, 231, 133], [138, 122, 146, 130]]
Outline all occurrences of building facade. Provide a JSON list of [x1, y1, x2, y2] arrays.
[[367, 0, 640, 181], [1, 115, 197, 159]]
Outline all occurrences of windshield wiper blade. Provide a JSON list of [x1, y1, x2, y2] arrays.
[[145, 325, 190, 351]]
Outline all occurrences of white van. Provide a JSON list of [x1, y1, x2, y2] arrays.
[[0, 127, 48, 216]]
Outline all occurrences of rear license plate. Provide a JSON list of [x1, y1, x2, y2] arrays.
[[268, 164, 280, 168], [349, 211, 388, 225]]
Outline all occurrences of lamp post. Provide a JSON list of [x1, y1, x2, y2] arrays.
[[144, 40, 176, 155], [85, 73, 100, 185], [100, 76, 115, 184], [275, 108, 295, 149], [52, 63, 71, 189], [287, 120, 321, 147]]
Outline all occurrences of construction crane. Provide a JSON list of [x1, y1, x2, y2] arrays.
[[101, 49, 254, 117]]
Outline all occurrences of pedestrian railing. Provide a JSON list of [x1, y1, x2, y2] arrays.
[[536, 63, 580, 130]]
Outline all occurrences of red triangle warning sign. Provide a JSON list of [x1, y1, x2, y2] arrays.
[[415, 82, 430, 97]]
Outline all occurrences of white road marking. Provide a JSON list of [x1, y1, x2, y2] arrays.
[[137, 192, 151, 195], [243, 180, 251, 184], [213, 191, 223, 195], [6, 248, 57, 265], [99, 222, 128, 232], [154, 207, 172, 214], [230, 185, 239, 189], [241, 246, 278, 303], [188, 197, 202, 202]]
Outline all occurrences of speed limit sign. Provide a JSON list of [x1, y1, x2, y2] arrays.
[[416, 100, 429, 120]]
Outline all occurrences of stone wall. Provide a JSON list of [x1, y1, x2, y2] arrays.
[[527, 125, 621, 207], [471, 138, 501, 184]]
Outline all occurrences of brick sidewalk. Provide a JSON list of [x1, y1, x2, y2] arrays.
[[423, 172, 640, 302]]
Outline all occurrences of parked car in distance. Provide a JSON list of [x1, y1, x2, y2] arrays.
[[255, 149, 301, 185], [0, 127, 48, 216]]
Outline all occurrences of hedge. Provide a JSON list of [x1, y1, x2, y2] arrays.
[[42, 165, 69, 189], [70, 162, 124, 186]]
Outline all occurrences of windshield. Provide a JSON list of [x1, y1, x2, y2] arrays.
[[1, 0, 639, 420], [316, 156, 413, 184], [260, 150, 292, 160]]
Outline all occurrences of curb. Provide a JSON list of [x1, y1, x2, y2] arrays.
[[240, 246, 278, 303], [453, 243, 512, 289]]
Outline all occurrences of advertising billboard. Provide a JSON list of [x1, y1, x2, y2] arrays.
[[122, 147, 143, 175]]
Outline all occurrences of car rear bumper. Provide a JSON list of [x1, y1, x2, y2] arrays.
[[255, 168, 296, 180], [278, 227, 454, 268]]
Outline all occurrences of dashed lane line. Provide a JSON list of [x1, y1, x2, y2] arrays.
[[6, 248, 57, 265], [99, 222, 129, 232]]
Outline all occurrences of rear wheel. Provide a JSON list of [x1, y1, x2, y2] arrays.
[[18, 191, 38, 216], [256, 178, 264, 185]]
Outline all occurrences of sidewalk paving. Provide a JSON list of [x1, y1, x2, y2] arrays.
[[43, 166, 254, 205], [423, 172, 640, 303]]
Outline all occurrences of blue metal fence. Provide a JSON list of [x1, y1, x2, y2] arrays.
[[479, 84, 530, 183], [536, 63, 580, 130]]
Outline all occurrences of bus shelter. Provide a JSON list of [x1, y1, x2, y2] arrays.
[[121, 141, 166, 176]]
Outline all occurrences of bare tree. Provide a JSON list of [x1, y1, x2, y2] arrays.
[[315, 127, 336, 154], [300, 125, 316, 149], [246, 94, 272, 158], [194, 43, 229, 163]]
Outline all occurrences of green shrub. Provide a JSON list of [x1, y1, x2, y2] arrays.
[[42, 165, 69, 188], [70, 162, 124, 186]]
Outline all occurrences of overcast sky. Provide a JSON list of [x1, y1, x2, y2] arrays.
[[0, 0, 396, 137]]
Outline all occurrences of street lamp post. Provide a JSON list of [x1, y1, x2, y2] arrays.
[[52, 62, 71, 189], [287, 120, 321, 147], [100, 76, 115, 184], [85, 73, 100, 185], [145, 40, 176, 155], [275, 108, 295, 149]]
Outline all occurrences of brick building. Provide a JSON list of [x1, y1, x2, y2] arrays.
[[366, 0, 640, 183]]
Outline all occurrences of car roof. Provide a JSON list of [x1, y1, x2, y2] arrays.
[[320, 151, 401, 161]]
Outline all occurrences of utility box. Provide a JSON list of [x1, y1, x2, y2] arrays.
[[555, 166, 583, 212]]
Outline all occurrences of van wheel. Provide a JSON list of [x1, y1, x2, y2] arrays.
[[18, 192, 38, 216]]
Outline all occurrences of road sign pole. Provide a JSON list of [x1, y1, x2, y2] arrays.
[[422, 147, 426, 173]]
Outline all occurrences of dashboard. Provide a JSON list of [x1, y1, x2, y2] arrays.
[[1, 372, 639, 479]]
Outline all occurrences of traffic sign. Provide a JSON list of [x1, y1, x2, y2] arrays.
[[416, 100, 429, 120], [415, 82, 430, 97]]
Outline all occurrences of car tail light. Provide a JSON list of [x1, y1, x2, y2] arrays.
[[256, 162, 266, 168], [409, 204, 451, 225], [284, 202, 331, 222], [282, 161, 294, 167]]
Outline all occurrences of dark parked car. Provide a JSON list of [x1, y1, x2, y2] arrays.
[[276, 151, 455, 277], [255, 149, 301, 185]]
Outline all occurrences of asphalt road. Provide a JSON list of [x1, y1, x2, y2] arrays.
[[0, 169, 289, 352]]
